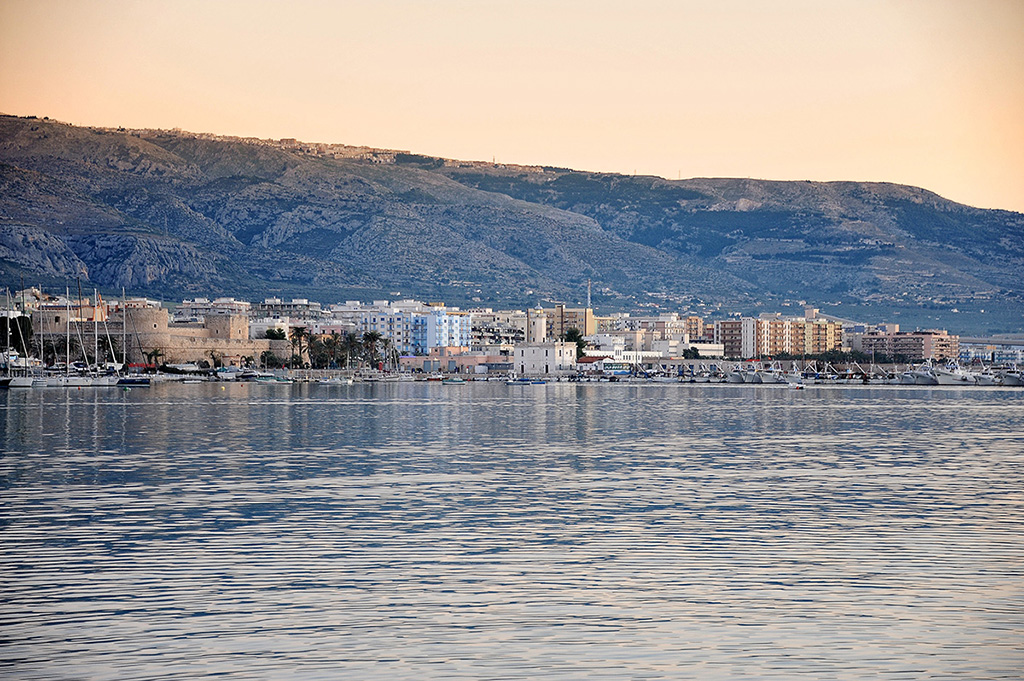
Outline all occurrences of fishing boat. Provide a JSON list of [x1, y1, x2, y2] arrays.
[[968, 365, 999, 386], [933, 362, 976, 386], [908, 361, 939, 385]]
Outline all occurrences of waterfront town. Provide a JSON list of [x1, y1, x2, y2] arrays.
[[2, 287, 1023, 385]]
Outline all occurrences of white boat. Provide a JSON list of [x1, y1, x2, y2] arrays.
[[759, 367, 788, 384], [319, 376, 354, 385], [1001, 368, 1023, 386], [47, 375, 95, 387], [933, 363, 976, 386], [969, 368, 999, 386], [909, 362, 939, 385]]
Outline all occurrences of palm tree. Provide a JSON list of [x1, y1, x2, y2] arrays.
[[341, 331, 360, 368], [361, 330, 383, 368], [380, 337, 397, 371], [306, 334, 334, 369], [289, 326, 308, 368], [144, 347, 164, 367], [322, 331, 340, 369]]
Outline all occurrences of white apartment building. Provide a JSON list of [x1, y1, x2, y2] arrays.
[[173, 297, 251, 323], [426, 309, 471, 349], [324, 299, 471, 355], [249, 317, 291, 339]]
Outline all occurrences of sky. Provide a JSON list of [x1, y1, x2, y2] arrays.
[[2, 0, 1023, 212]]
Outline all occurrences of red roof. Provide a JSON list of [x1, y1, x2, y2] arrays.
[[577, 355, 610, 364]]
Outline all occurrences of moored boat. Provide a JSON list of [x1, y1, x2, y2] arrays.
[[933, 362, 976, 386], [1001, 367, 1023, 386]]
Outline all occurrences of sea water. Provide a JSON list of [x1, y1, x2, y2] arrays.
[[2, 382, 1022, 679]]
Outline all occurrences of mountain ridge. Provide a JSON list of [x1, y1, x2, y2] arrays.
[[1, 114, 1022, 334]]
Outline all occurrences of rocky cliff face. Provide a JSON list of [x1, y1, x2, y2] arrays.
[[2, 114, 1022, 333]]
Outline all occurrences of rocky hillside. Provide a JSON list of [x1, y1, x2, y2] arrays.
[[2, 114, 1022, 333]]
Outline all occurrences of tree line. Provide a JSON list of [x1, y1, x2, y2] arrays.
[[261, 328, 397, 370]]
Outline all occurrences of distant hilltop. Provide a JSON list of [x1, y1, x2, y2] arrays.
[[1, 113, 1022, 335]]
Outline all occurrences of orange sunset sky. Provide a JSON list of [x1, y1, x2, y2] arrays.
[[2, 0, 1023, 212]]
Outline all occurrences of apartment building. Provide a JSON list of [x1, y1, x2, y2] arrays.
[[252, 297, 322, 320], [858, 329, 959, 361], [714, 314, 844, 359]]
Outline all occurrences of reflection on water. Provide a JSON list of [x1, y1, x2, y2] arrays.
[[2, 383, 1023, 679]]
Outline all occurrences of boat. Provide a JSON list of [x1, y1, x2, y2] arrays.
[[968, 366, 999, 386], [47, 374, 95, 387], [760, 362, 789, 384], [897, 360, 939, 385], [442, 377, 466, 385], [256, 374, 293, 384], [933, 362, 976, 386], [1001, 367, 1023, 386], [319, 376, 354, 385]]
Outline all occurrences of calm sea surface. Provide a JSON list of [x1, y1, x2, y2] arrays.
[[2, 382, 1023, 679]]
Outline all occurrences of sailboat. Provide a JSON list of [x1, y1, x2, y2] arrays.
[[46, 289, 94, 387]]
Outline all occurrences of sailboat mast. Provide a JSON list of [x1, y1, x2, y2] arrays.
[[65, 287, 71, 375], [94, 288, 99, 371], [4, 290, 10, 377], [122, 287, 127, 369]]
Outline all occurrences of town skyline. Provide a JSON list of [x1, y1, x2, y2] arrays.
[[9, 284, 1021, 372]]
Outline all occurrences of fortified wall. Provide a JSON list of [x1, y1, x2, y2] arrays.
[[34, 307, 291, 366]]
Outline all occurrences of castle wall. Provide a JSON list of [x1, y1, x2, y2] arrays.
[[33, 307, 280, 367]]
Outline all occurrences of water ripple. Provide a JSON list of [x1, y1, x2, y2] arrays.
[[2, 383, 1022, 679]]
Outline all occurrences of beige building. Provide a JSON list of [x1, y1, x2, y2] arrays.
[[714, 314, 844, 359], [534, 305, 596, 341], [858, 329, 959, 361]]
